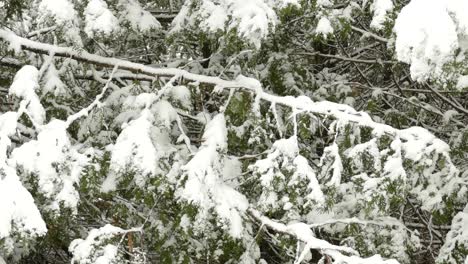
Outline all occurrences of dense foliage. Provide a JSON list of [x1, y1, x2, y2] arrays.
[[0, 0, 467, 263]]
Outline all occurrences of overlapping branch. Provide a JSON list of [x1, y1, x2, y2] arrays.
[[248, 208, 399, 264], [0, 29, 419, 138], [1, 29, 460, 162]]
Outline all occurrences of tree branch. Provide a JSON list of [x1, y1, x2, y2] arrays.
[[0, 28, 458, 147], [247, 208, 399, 264], [351, 26, 389, 43]]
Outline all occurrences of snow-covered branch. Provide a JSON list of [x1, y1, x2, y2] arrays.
[[0, 28, 454, 143], [248, 208, 399, 264], [1, 0, 467, 260]]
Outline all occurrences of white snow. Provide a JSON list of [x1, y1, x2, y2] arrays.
[[43, 62, 67, 96], [383, 137, 406, 181], [252, 136, 325, 211], [437, 205, 468, 264], [95, 245, 119, 264], [0, 112, 17, 161], [178, 114, 249, 238], [320, 142, 343, 187], [446, 0, 468, 34], [123, 93, 157, 109], [10, 119, 88, 212], [249, 208, 365, 257], [346, 138, 381, 171], [119, 0, 161, 32], [152, 100, 178, 129], [394, 0, 468, 82], [0, 165, 47, 241], [69, 224, 140, 264], [9, 65, 46, 125], [171, 0, 299, 48], [0, 28, 463, 264], [169, 85, 192, 108], [198, 1, 228, 32], [274, 0, 300, 8], [84, 0, 120, 37], [293, 156, 325, 204], [327, 250, 400, 264], [443, 110, 459, 124], [370, 0, 393, 30], [316, 0, 332, 7], [315, 17, 333, 37], [0, 112, 47, 247], [230, 0, 277, 48], [456, 75, 468, 90], [38, 0, 78, 24], [106, 109, 158, 189], [254, 136, 299, 188]]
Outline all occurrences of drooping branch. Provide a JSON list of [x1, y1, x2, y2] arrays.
[[247, 208, 357, 254], [65, 65, 119, 126], [0, 28, 459, 154], [247, 208, 399, 264], [0, 56, 155, 82], [0, 29, 235, 86]]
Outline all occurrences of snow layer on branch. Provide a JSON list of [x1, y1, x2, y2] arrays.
[[346, 125, 459, 211], [169, 85, 192, 109], [249, 209, 388, 261], [252, 136, 325, 213], [178, 114, 248, 238], [456, 75, 468, 89], [383, 137, 406, 181], [276, 0, 299, 8], [172, 0, 299, 48], [320, 142, 343, 187], [106, 109, 158, 189], [370, 0, 393, 30], [84, 0, 120, 37], [0, 112, 46, 252], [119, 0, 161, 31], [251, 209, 403, 263], [326, 250, 400, 264], [438, 205, 468, 264], [293, 156, 325, 205], [254, 136, 298, 190], [316, 17, 333, 37], [316, 0, 332, 7], [399, 127, 459, 209], [394, 0, 468, 82], [346, 138, 382, 172], [399, 126, 450, 162], [105, 94, 179, 191], [197, 1, 228, 32], [69, 224, 138, 264], [0, 29, 461, 213], [0, 165, 47, 244], [9, 65, 45, 125], [38, 0, 78, 24], [152, 100, 179, 129], [229, 0, 277, 47], [10, 120, 88, 212], [36, 0, 82, 45], [0, 112, 17, 161], [43, 62, 67, 97]]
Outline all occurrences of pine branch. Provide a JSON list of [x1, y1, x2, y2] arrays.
[[0, 28, 458, 156]]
